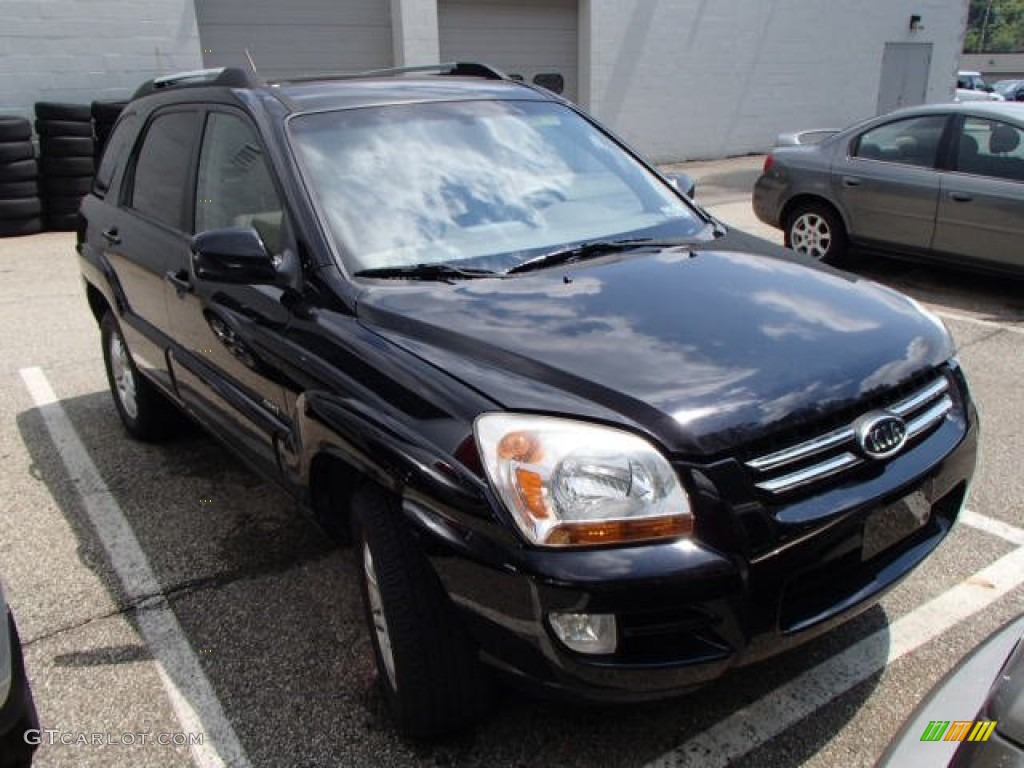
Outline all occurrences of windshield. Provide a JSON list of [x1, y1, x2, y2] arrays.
[[289, 99, 705, 273]]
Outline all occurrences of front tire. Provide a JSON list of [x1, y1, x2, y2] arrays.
[[100, 313, 180, 441], [785, 202, 849, 266], [351, 485, 492, 738]]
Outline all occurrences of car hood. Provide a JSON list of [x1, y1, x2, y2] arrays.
[[355, 231, 954, 455]]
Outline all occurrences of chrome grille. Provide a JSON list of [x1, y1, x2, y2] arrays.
[[745, 376, 953, 495]]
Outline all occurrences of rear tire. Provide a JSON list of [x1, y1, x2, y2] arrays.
[[351, 485, 492, 738], [785, 202, 849, 266], [100, 313, 181, 441]]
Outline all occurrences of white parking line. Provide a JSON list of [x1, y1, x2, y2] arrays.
[[646, 539, 1024, 767], [19, 367, 251, 768], [960, 508, 1024, 547]]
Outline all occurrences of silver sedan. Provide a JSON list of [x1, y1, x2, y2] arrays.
[[753, 102, 1024, 274]]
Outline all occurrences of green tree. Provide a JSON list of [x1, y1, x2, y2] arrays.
[[966, 0, 1024, 52]]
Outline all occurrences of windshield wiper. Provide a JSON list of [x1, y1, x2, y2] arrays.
[[505, 238, 687, 275], [353, 263, 498, 281]]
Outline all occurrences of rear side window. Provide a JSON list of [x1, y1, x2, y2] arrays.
[[94, 114, 139, 197], [956, 117, 1024, 182], [129, 111, 198, 230], [853, 115, 947, 168]]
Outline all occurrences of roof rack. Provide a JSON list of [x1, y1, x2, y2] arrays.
[[132, 67, 256, 99], [270, 61, 507, 85]]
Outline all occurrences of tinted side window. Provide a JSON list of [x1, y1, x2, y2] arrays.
[[853, 115, 947, 168], [956, 117, 1024, 182], [130, 112, 198, 230], [195, 112, 283, 252], [94, 114, 139, 197]]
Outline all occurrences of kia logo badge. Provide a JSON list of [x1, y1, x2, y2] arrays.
[[855, 411, 908, 459]]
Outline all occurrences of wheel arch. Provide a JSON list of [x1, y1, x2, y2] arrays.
[[85, 281, 110, 325], [307, 449, 364, 543], [781, 194, 850, 237]]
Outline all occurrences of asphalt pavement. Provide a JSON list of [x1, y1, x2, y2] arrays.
[[0, 161, 1022, 768]]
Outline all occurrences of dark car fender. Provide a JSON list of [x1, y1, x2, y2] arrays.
[[293, 388, 524, 566]]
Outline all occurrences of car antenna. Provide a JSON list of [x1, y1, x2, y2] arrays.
[[244, 48, 260, 79]]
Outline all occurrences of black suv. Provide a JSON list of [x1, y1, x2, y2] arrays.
[[78, 63, 977, 737]]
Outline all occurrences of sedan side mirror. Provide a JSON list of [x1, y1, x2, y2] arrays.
[[664, 172, 697, 199], [191, 227, 298, 290]]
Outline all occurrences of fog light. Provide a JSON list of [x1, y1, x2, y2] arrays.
[[549, 612, 617, 654]]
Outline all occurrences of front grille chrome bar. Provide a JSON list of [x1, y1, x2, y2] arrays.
[[745, 376, 953, 495]]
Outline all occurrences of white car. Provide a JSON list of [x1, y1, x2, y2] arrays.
[[957, 70, 1005, 102]]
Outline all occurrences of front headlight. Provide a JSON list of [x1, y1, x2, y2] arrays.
[[474, 413, 693, 547]]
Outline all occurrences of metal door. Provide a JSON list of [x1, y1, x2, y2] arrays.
[[877, 43, 933, 115]]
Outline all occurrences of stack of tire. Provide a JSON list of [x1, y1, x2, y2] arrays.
[[35, 102, 94, 232], [92, 100, 128, 160], [0, 116, 42, 238]]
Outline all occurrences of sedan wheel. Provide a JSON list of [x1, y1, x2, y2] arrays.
[[786, 203, 849, 266]]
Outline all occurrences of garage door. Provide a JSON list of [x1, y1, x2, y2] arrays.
[[439, 0, 578, 102], [194, 0, 392, 80]]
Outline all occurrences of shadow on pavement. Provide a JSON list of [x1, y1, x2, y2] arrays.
[[17, 389, 889, 767]]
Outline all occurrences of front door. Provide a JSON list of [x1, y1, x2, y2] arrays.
[[833, 114, 947, 252], [877, 42, 932, 115], [165, 109, 295, 476]]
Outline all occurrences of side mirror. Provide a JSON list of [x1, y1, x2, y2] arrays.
[[191, 227, 278, 285], [664, 172, 697, 199]]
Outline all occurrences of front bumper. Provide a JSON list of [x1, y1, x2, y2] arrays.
[[425, 398, 978, 702]]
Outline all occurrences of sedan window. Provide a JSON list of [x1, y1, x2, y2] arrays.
[[853, 115, 948, 168], [955, 117, 1024, 182]]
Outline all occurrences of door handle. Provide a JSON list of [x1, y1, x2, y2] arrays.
[[101, 227, 121, 245], [842, 177, 861, 188], [950, 192, 973, 202], [165, 269, 193, 297]]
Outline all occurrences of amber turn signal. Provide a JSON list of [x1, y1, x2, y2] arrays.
[[545, 515, 693, 546]]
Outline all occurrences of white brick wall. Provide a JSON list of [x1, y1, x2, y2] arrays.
[[582, 0, 968, 162], [0, 0, 968, 161], [0, 0, 201, 120]]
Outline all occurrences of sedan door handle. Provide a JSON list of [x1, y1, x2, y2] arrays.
[[101, 227, 121, 245], [950, 192, 973, 203], [841, 177, 861, 188], [165, 269, 193, 297]]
